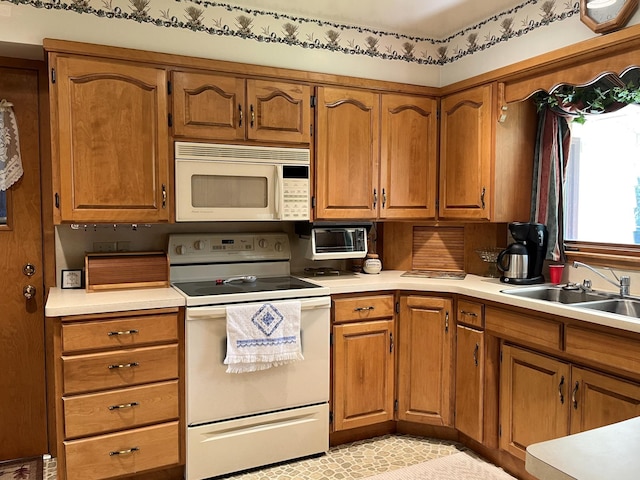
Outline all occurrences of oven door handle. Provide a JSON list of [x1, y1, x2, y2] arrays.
[[187, 296, 331, 319]]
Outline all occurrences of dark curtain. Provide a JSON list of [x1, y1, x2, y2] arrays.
[[530, 106, 571, 261]]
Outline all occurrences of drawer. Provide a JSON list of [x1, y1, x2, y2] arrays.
[[62, 313, 178, 353], [333, 295, 394, 322], [485, 306, 562, 351], [63, 380, 179, 439], [64, 421, 179, 480], [457, 299, 484, 328], [566, 325, 640, 375], [62, 344, 179, 395]]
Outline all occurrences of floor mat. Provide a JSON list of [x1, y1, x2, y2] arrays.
[[0, 457, 43, 480], [363, 451, 516, 480]]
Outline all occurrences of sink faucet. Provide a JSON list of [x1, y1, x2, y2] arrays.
[[572, 261, 630, 297]]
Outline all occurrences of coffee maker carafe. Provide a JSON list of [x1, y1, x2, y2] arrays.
[[497, 222, 548, 284]]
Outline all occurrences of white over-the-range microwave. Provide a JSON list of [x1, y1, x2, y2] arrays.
[[175, 141, 310, 222]]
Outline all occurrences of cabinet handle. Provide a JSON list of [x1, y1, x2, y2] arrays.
[[238, 104, 243, 127], [250, 104, 255, 128], [354, 306, 375, 312], [460, 310, 477, 317], [373, 189, 378, 209], [382, 188, 387, 208], [558, 375, 565, 404], [389, 332, 394, 353], [161, 184, 167, 209], [108, 401, 140, 411], [445, 311, 449, 333], [107, 329, 139, 336], [481, 187, 486, 210], [473, 343, 479, 367], [572, 381, 579, 409], [108, 362, 139, 370], [109, 447, 139, 457]]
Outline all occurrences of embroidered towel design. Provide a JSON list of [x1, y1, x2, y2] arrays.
[[224, 301, 303, 373]]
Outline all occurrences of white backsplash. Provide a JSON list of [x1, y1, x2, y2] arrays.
[[54, 222, 347, 285]]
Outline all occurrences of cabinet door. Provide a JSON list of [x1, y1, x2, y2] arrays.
[[246, 79, 311, 144], [379, 94, 437, 219], [316, 87, 379, 219], [397, 296, 453, 426], [439, 83, 494, 220], [500, 345, 570, 460], [53, 55, 170, 223], [332, 319, 394, 431], [455, 325, 484, 442], [570, 366, 640, 434], [172, 71, 245, 141]]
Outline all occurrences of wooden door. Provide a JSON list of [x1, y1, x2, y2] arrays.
[[379, 94, 437, 219], [500, 345, 570, 460], [455, 325, 484, 442], [52, 55, 170, 223], [246, 79, 311, 144], [0, 60, 48, 459], [570, 366, 640, 434], [439, 83, 494, 220], [315, 87, 379, 219], [397, 296, 453, 426], [332, 319, 394, 431], [172, 71, 245, 141]]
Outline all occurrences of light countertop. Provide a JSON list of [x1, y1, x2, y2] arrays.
[[525, 417, 640, 480], [46, 271, 640, 334], [45, 286, 185, 317]]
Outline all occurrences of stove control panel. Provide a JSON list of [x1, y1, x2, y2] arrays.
[[168, 233, 290, 265]]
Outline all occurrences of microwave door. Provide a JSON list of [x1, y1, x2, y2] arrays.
[[175, 160, 278, 221]]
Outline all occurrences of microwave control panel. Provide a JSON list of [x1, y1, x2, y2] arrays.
[[282, 178, 309, 221]]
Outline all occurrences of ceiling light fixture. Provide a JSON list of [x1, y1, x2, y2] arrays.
[[586, 0, 617, 8]]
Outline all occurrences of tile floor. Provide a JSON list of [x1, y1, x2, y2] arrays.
[[42, 434, 468, 480]]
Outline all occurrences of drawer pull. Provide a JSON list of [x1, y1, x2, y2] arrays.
[[109, 447, 139, 457], [107, 329, 139, 336], [108, 362, 139, 370], [108, 401, 140, 411], [558, 375, 565, 404], [572, 381, 580, 409], [460, 310, 477, 317], [354, 306, 375, 312]]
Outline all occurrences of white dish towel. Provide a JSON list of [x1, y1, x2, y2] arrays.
[[224, 301, 304, 373]]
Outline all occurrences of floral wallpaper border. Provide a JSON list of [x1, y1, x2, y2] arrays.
[[3, 0, 579, 65]]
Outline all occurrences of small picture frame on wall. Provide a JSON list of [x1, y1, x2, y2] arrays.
[[61, 269, 84, 289]]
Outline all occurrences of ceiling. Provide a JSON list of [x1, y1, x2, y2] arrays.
[[223, 0, 526, 38]]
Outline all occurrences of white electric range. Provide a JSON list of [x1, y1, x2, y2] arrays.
[[168, 232, 331, 480]]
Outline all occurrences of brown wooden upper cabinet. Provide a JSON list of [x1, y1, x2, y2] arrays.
[[439, 83, 537, 222], [171, 71, 311, 144], [315, 86, 437, 220], [48, 53, 170, 224]]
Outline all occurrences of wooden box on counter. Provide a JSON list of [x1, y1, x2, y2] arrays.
[[85, 251, 169, 292]]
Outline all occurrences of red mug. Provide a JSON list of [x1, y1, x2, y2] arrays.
[[548, 264, 564, 284]]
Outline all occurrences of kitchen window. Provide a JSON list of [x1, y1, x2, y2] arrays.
[[0, 190, 6, 225], [564, 104, 640, 266]]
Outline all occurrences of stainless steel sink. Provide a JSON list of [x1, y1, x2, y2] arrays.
[[501, 286, 611, 304], [575, 299, 640, 318]]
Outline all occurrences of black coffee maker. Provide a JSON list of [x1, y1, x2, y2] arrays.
[[498, 222, 548, 285]]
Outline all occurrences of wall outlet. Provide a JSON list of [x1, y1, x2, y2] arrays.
[[93, 241, 118, 252]]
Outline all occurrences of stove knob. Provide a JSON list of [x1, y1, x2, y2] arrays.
[[274, 241, 284, 252], [175, 245, 186, 255], [258, 238, 269, 249], [194, 240, 205, 250]]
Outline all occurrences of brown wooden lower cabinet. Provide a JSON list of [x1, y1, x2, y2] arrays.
[[500, 344, 640, 460], [455, 325, 484, 442], [397, 295, 453, 426], [332, 319, 395, 431]]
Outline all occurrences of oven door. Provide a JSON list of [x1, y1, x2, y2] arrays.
[[175, 159, 280, 221], [185, 296, 330, 425]]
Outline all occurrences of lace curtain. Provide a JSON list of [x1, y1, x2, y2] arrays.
[[0, 99, 23, 191]]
